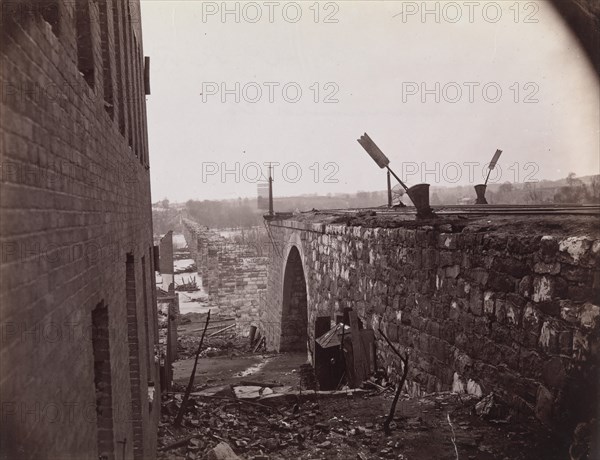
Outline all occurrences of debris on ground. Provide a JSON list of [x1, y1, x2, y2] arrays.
[[176, 276, 199, 291], [160, 307, 575, 460], [158, 385, 567, 460], [175, 261, 197, 274], [207, 441, 243, 460]]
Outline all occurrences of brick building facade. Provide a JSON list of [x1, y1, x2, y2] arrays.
[[1, 1, 159, 459]]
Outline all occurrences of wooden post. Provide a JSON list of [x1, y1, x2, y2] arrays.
[[387, 170, 392, 207], [348, 310, 369, 386], [174, 310, 211, 426]]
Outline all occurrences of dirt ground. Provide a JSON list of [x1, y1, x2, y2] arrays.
[[157, 314, 571, 460]]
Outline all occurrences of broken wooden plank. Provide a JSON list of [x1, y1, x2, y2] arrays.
[[360, 329, 375, 373], [252, 335, 265, 353], [342, 335, 357, 387], [207, 324, 236, 338], [239, 380, 283, 387], [159, 434, 199, 452], [174, 310, 211, 426], [348, 310, 369, 386]]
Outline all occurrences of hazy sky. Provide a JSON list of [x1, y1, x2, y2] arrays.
[[140, 0, 599, 202]]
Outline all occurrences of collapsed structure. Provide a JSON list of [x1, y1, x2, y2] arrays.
[[1, 1, 158, 458], [182, 219, 268, 335]]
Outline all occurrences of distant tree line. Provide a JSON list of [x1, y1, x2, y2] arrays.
[[153, 173, 599, 233], [553, 173, 600, 204], [185, 198, 263, 228]]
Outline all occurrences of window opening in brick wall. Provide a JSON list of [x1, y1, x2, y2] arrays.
[[112, 0, 125, 135], [142, 256, 156, 411], [99, 0, 114, 118], [92, 301, 115, 460], [150, 247, 159, 341], [40, 1, 60, 36], [75, 0, 95, 88], [122, 3, 134, 152], [125, 254, 144, 459], [141, 257, 153, 370], [132, 36, 143, 164]]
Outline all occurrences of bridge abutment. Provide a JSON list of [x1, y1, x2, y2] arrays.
[[264, 213, 599, 432]]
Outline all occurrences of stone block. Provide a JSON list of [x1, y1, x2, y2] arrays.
[[540, 236, 559, 261], [508, 235, 540, 254], [488, 271, 515, 292], [518, 349, 543, 378], [518, 275, 533, 298], [470, 267, 489, 286], [537, 300, 560, 317], [422, 248, 438, 269], [541, 357, 568, 389], [579, 302, 600, 329], [567, 284, 593, 302], [522, 303, 541, 331], [496, 257, 528, 278], [532, 276, 554, 303], [438, 234, 457, 250], [535, 385, 554, 424], [490, 322, 510, 345], [473, 316, 489, 336], [534, 262, 561, 275], [495, 298, 507, 323], [460, 252, 471, 269], [573, 330, 590, 361], [538, 321, 559, 354], [558, 330, 573, 356], [207, 442, 242, 460], [439, 250, 455, 267], [482, 233, 508, 251], [558, 237, 592, 264], [469, 286, 483, 316], [446, 265, 460, 278], [560, 300, 582, 324], [483, 291, 495, 316]]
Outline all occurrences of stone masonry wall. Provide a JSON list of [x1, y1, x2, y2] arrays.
[[264, 215, 599, 431], [0, 2, 159, 459], [183, 219, 268, 334]]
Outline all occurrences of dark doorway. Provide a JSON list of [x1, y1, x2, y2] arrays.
[[92, 301, 115, 460], [280, 246, 308, 352], [314, 316, 345, 390]]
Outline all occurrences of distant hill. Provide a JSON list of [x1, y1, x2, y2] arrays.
[[153, 173, 599, 232]]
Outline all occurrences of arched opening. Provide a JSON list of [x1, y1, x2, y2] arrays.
[[280, 246, 308, 352]]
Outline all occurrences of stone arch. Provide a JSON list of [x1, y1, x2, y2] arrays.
[[280, 245, 308, 352]]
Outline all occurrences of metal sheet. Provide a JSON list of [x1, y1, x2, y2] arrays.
[[357, 133, 390, 169], [489, 149, 503, 169]]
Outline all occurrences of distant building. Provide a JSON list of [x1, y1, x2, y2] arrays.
[[1, 1, 158, 459]]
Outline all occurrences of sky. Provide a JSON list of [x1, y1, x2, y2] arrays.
[[140, 0, 599, 202]]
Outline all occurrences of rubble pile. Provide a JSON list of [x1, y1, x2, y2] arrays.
[[175, 261, 198, 274], [176, 276, 199, 292], [157, 389, 565, 460], [177, 314, 251, 360], [158, 390, 394, 460]]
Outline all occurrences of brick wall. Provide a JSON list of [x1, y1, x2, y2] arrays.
[[92, 301, 115, 460], [264, 215, 599, 434], [0, 1, 159, 458]]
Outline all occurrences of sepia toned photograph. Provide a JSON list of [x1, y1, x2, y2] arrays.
[[1, 1, 599, 459]]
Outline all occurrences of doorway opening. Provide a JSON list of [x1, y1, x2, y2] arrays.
[[280, 246, 307, 352]]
